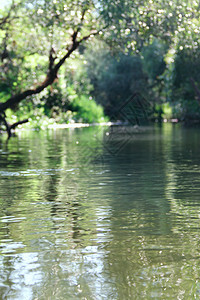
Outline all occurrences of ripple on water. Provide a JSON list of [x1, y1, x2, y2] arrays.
[[0, 125, 200, 299], [0, 168, 76, 177]]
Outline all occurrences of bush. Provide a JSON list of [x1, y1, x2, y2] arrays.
[[71, 95, 108, 123]]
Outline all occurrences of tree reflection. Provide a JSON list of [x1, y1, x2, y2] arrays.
[[1, 125, 200, 298]]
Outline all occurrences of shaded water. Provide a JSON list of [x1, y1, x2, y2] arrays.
[[0, 124, 200, 299]]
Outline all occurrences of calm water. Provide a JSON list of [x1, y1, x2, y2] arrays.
[[0, 124, 200, 299]]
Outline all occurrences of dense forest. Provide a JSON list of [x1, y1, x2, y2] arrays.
[[0, 0, 199, 136]]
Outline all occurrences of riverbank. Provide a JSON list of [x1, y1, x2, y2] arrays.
[[2, 118, 200, 138], [47, 121, 115, 129]]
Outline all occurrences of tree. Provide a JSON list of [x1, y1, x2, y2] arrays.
[[85, 43, 149, 117], [0, 0, 110, 136], [166, 1, 200, 122]]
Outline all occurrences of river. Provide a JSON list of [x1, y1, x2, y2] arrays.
[[0, 124, 200, 299]]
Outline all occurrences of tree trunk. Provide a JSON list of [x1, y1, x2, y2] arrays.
[[0, 112, 29, 138]]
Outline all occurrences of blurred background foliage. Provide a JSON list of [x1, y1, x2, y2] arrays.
[[0, 0, 199, 129]]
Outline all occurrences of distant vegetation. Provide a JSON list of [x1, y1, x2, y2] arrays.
[[0, 0, 199, 135]]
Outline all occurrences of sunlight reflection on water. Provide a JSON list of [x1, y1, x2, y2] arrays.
[[0, 124, 200, 299]]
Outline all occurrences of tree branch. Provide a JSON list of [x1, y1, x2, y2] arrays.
[[10, 118, 29, 130], [0, 0, 17, 29], [48, 47, 57, 73], [0, 112, 11, 138], [54, 29, 101, 73], [0, 26, 103, 113], [0, 111, 28, 138]]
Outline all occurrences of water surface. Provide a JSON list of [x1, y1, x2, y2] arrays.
[[0, 124, 200, 299]]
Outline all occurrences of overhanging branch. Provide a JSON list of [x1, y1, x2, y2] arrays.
[[0, 0, 18, 29], [10, 118, 29, 130], [0, 25, 103, 113]]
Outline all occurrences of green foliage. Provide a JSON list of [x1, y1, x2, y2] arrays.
[[37, 55, 107, 124], [70, 95, 108, 123], [6, 105, 56, 130], [173, 48, 200, 101], [172, 100, 200, 122], [170, 46, 200, 121], [0, 0, 200, 128], [162, 103, 172, 119], [142, 39, 168, 82], [85, 44, 149, 116], [40, 84, 68, 117]]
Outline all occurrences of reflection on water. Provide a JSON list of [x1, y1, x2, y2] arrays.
[[1, 124, 200, 299]]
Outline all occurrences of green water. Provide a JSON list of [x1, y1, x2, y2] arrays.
[[0, 124, 200, 299]]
